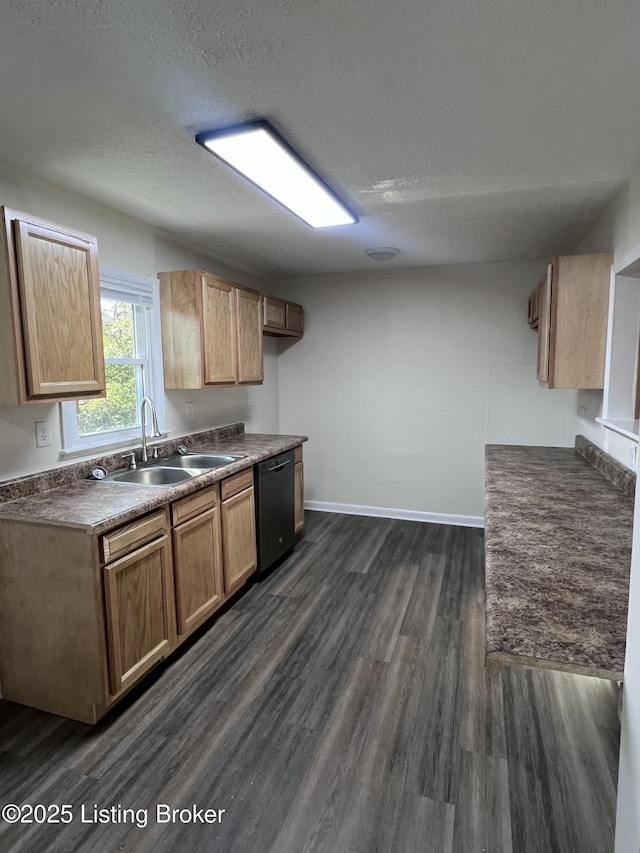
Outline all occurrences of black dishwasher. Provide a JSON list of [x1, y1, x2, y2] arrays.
[[254, 450, 296, 575]]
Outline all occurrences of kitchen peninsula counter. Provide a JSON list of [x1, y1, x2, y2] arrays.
[[484, 439, 634, 680]]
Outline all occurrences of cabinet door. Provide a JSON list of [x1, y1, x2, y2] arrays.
[[14, 219, 105, 399], [173, 505, 224, 635], [537, 264, 553, 385], [202, 275, 237, 384], [286, 302, 304, 335], [550, 254, 611, 389], [263, 295, 286, 331], [295, 461, 305, 533], [103, 535, 174, 695], [236, 288, 263, 384], [528, 284, 540, 329], [221, 486, 257, 594]]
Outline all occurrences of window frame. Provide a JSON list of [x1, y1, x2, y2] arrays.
[[60, 265, 167, 455]]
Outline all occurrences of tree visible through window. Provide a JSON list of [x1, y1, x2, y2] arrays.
[[77, 298, 143, 435], [61, 267, 165, 453]]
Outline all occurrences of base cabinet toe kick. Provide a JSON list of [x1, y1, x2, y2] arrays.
[[0, 445, 304, 723]]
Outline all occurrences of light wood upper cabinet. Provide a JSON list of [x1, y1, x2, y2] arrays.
[[263, 294, 304, 337], [527, 283, 540, 329], [159, 269, 263, 388], [236, 287, 264, 383], [286, 302, 304, 336], [263, 294, 286, 331], [0, 207, 106, 404], [203, 276, 237, 384], [536, 265, 552, 384], [529, 253, 613, 389]]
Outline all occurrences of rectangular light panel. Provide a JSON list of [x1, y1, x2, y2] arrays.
[[196, 122, 357, 229]]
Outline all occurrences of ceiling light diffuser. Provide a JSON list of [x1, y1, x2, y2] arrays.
[[196, 121, 357, 229]]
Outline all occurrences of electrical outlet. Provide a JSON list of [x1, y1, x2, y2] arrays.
[[246, 391, 253, 408], [579, 406, 587, 419], [185, 402, 194, 423], [35, 421, 51, 448], [630, 445, 637, 471]]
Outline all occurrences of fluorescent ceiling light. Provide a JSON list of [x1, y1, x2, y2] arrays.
[[196, 121, 357, 229]]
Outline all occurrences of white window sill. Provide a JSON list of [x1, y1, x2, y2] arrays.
[[596, 417, 640, 442]]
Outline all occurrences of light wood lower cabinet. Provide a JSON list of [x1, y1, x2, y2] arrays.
[[172, 496, 224, 636], [221, 472, 257, 594], [103, 534, 175, 695], [0, 452, 303, 723]]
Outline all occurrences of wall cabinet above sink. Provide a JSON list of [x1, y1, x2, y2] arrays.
[[158, 269, 263, 388], [0, 207, 106, 404]]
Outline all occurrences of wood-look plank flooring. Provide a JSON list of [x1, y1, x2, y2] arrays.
[[0, 512, 620, 852]]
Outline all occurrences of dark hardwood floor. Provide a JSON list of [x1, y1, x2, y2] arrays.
[[0, 512, 620, 852]]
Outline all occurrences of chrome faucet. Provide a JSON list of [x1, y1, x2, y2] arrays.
[[140, 396, 161, 462]]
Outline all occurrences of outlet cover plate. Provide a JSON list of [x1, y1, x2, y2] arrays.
[[35, 421, 51, 448]]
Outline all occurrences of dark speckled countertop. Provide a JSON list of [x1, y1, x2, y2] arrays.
[[485, 440, 634, 680], [0, 424, 307, 535]]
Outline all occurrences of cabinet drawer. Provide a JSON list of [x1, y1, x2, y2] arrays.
[[221, 467, 254, 501], [294, 445, 303, 464], [171, 483, 220, 526], [101, 510, 167, 564]]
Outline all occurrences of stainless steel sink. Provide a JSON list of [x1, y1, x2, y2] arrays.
[[97, 451, 245, 486], [105, 466, 202, 486], [160, 453, 244, 469]]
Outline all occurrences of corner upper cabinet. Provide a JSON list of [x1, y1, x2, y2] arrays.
[[159, 270, 263, 388], [529, 253, 613, 389], [263, 294, 304, 337], [0, 207, 106, 404]]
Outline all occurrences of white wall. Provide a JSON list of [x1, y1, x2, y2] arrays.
[[0, 159, 279, 481], [567, 172, 640, 470], [277, 260, 579, 520], [573, 170, 640, 853], [616, 469, 640, 853]]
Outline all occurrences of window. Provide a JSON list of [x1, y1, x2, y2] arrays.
[[61, 266, 166, 454], [598, 256, 640, 442]]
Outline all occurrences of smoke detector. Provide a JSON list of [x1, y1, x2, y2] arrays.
[[364, 247, 400, 261]]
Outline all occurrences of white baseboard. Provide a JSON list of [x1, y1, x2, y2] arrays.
[[304, 500, 484, 529]]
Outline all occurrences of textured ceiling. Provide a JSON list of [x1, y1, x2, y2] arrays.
[[1, 0, 639, 276]]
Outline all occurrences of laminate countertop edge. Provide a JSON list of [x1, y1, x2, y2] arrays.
[[0, 432, 308, 535]]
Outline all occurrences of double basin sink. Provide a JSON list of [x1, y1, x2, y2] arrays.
[[104, 453, 245, 487]]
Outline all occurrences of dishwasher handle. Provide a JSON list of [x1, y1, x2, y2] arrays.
[[267, 459, 292, 473]]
